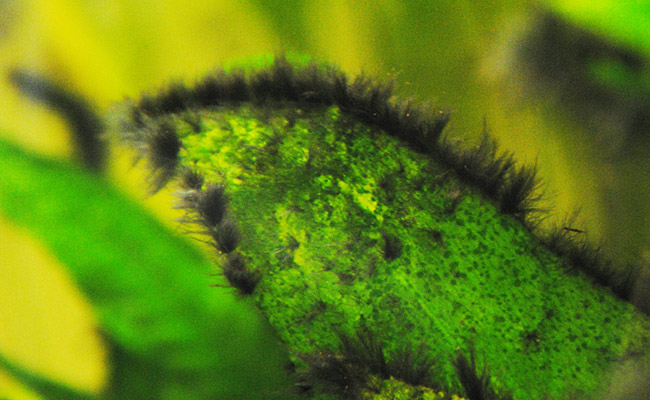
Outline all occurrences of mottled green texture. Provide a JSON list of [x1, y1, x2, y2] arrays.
[[0, 137, 296, 400], [361, 376, 461, 400], [175, 103, 650, 399]]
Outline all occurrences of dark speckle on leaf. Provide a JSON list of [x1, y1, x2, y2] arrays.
[[383, 233, 403, 260]]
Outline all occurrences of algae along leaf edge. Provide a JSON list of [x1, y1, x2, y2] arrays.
[[110, 54, 650, 400]]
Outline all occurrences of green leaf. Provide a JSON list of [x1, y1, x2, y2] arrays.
[[0, 137, 297, 400], [122, 56, 650, 398]]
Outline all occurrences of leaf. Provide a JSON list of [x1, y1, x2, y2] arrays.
[[0, 137, 297, 400]]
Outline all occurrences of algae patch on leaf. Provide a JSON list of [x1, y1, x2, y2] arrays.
[[116, 56, 650, 399]]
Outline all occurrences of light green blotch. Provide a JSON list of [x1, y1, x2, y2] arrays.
[[362, 376, 466, 400], [337, 179, 380, 217]]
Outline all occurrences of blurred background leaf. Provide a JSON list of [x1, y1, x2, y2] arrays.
[[0, 135, 296, 399], [1, 0, 650, 398]]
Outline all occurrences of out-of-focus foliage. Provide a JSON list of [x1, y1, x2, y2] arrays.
[[546, 0, 650, 54], [0, 137, 296, 399]]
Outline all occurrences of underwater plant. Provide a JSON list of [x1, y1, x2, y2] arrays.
[[2, 54, 650, 399]]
